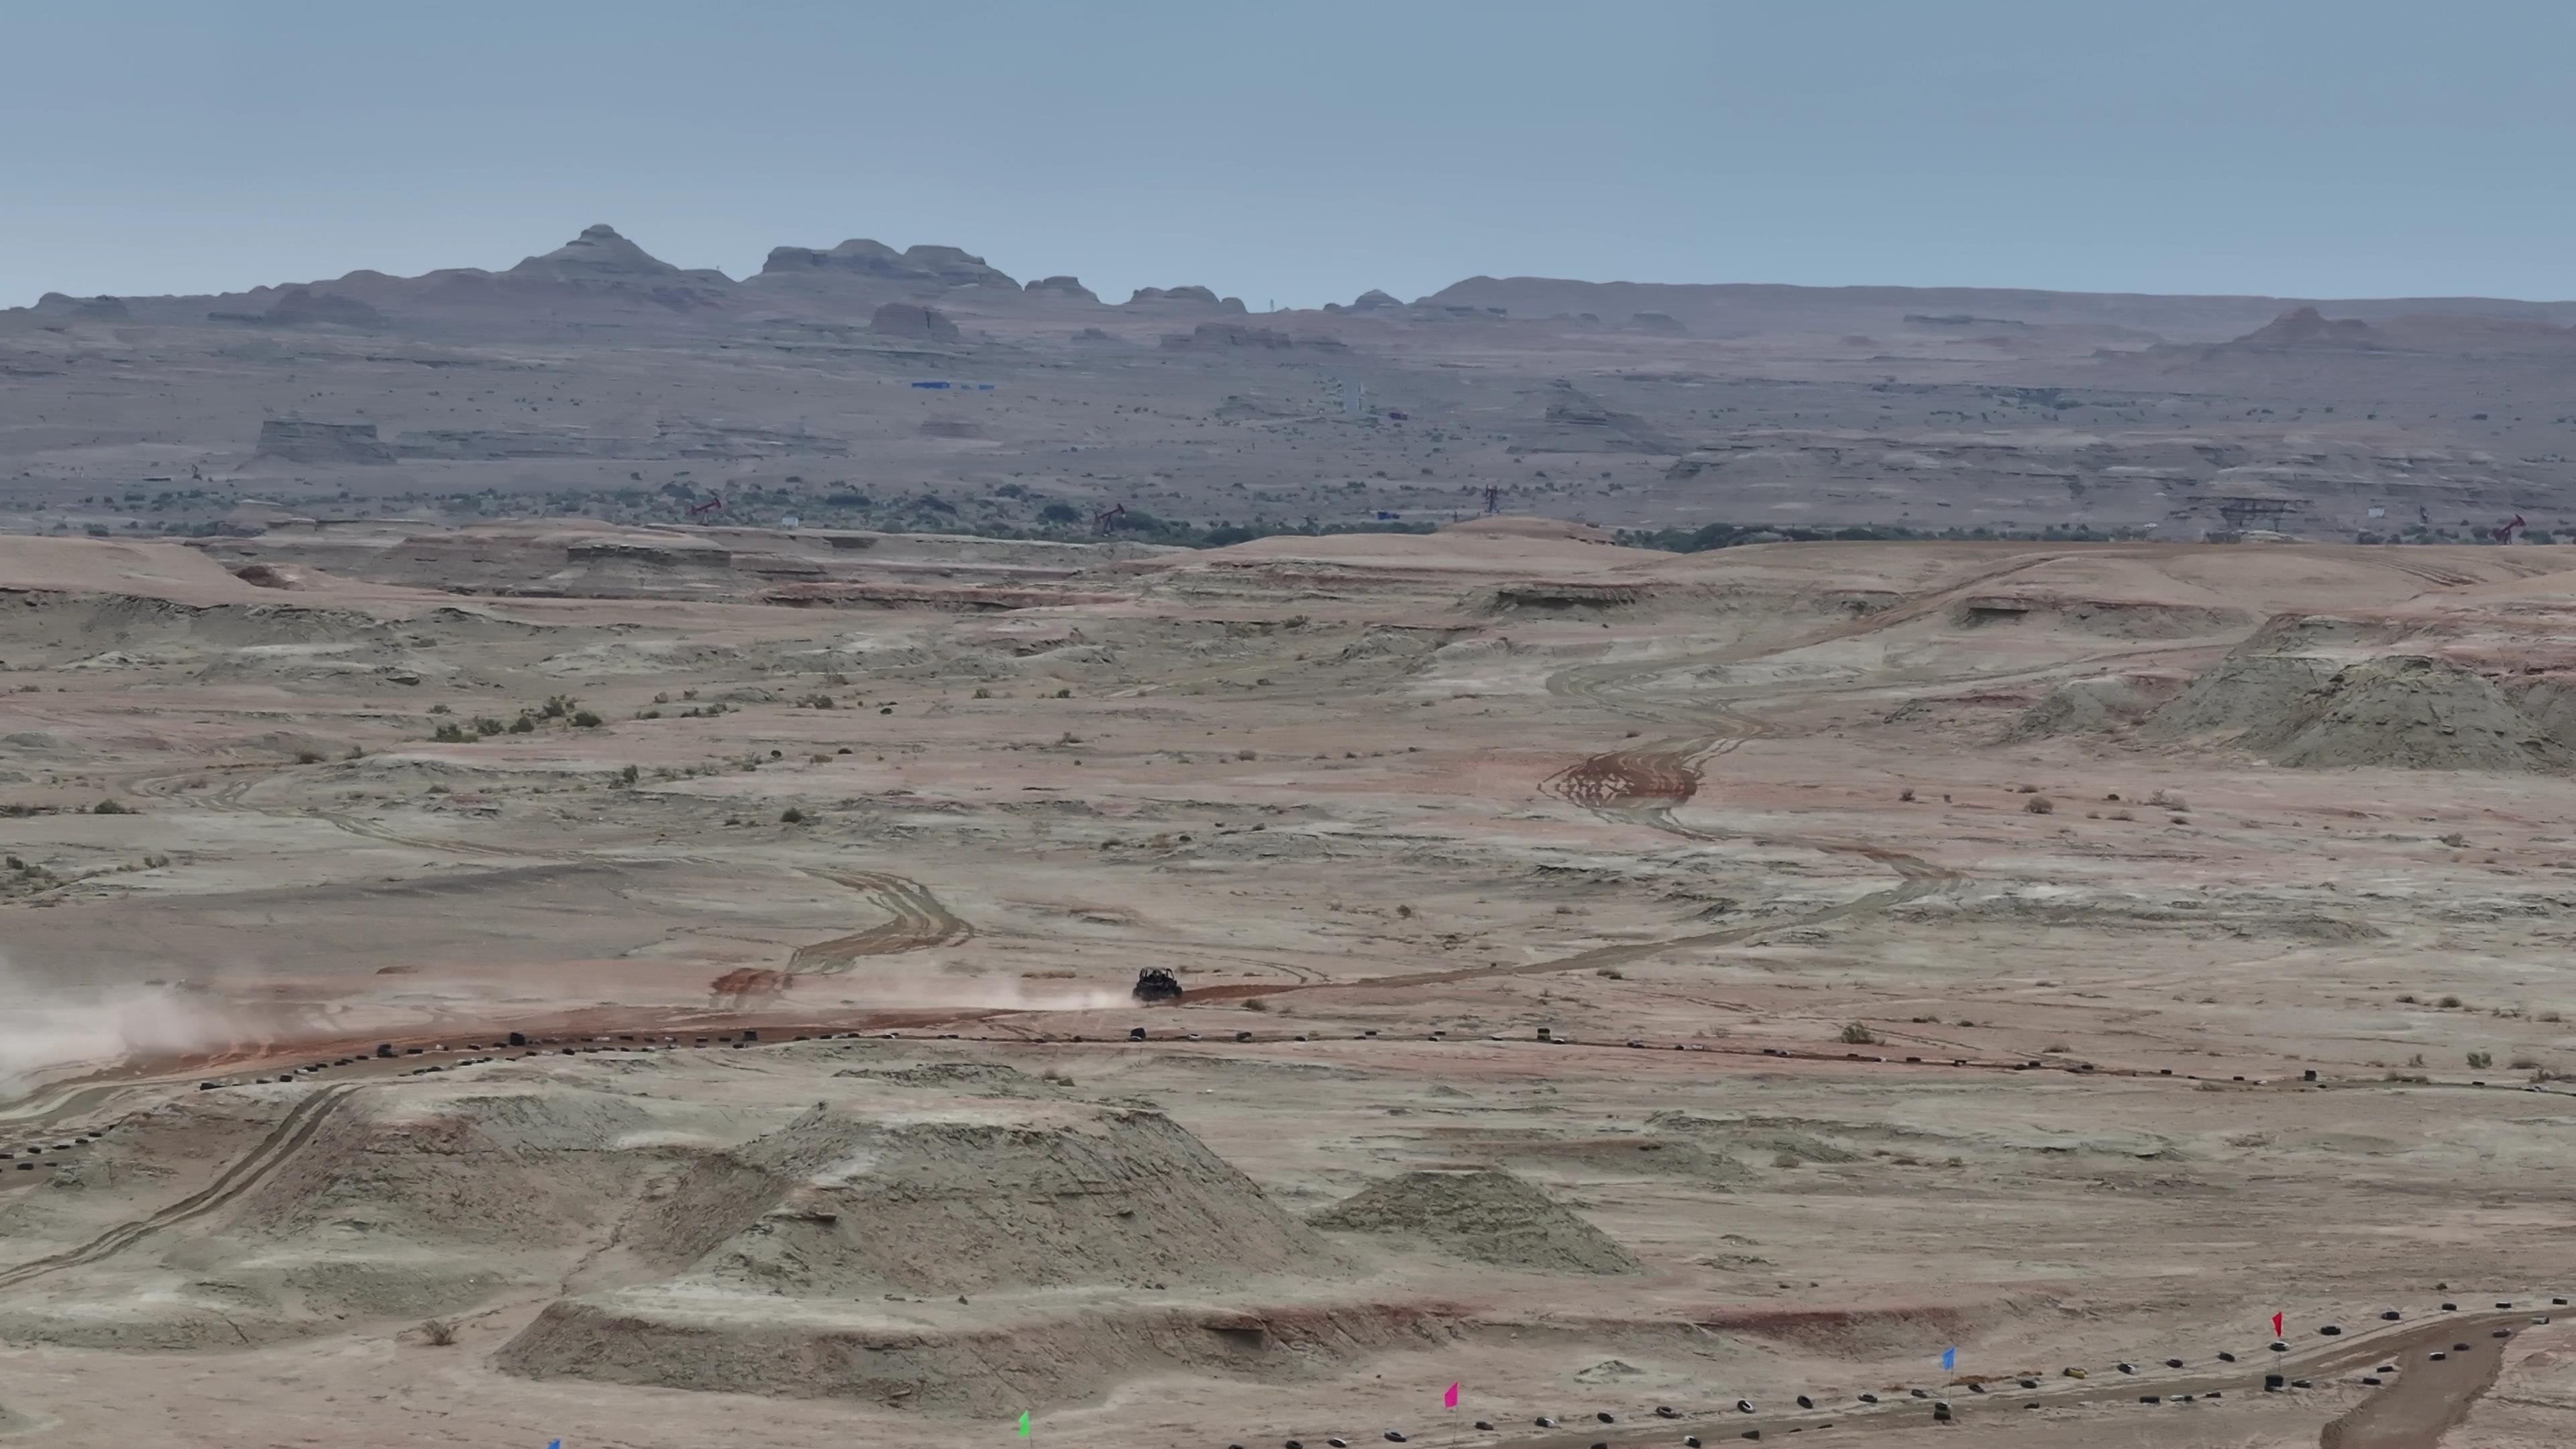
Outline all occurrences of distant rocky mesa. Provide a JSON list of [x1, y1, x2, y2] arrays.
[[1124, 285, 1248, 313], [1323, 289, 1405, 314], [2229, 306, 2383, 350], [868, 302, 961, 343], [9, 225, 1097, 327], [1022, 275, 1099, 303], [11, 223, 1282, 334], [207, 284, 388, 329], [32, 292, 129, 319], [511, 223, 720, 284], [480, 224, 739, 309], [28, 227, 2576, 348], [757, 238, 1016, 290]]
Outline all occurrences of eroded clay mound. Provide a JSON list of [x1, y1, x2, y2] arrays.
[[2001, 674, 2183, 741], [618, 1102, 1337, 1296], [1307, 1168, 1640, 1275], [497, 1293, 1457, 1415], [2149, 651, 2569, 771], [494, 1102, 1376, 1411], [2143, 654, 2336, 741], [2260, 655, 2567, 771], [0, 1085, 668, 1350]]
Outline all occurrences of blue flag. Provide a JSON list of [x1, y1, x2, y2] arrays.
[[1941, 1347, 1956, 1371]]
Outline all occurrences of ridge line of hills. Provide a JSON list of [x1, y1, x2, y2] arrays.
[[16, 223, 2576, 345]]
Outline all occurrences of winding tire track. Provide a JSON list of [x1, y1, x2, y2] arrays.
[[1542, 729, 1955, 931], [131, 773, 969, 981], [784, 870, 975, 977], [0, 1084, 359, 1289], [310, 810, 536, 861], [1542, 547, 2091, 729], [1188, 719, 1953, 1007], [1519, 557, 2109, 985]]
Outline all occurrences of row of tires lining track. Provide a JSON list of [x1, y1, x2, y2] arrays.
[[0, 1126, 109, 1175], [1236, 1299, 2557, 1449]]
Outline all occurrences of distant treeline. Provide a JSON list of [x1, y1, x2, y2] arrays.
[[2357, 526, 2557, 545], [1620, 521, 2557, 552], [1619, 521, 2159, 553], [1102, 513, 1440, 547]]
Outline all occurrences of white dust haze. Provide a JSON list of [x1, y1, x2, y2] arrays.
[[0, 949, 234, 1098], [786, 972, 1133, 1014]]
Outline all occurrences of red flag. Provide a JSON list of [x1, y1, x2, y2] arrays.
[[2271, 1312, 2284, 1337]]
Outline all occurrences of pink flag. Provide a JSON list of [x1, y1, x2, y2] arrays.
[[1444, 1383, 1460, 1409]]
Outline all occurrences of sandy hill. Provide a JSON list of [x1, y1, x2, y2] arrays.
[[1308, 1169, 1640, 1275], [616, 1100, 1336, 1295], [495, 1099, 1401, 1413]]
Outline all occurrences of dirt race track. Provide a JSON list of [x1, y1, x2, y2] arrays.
[[4, 527, 2576, 1446]]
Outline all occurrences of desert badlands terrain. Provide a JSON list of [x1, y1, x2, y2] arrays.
[[9, 225, 2576, 1448], [3, 514, 2576, 1448]]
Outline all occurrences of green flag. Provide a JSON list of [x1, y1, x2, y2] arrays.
[[1016, 1411, 1031, 1437]]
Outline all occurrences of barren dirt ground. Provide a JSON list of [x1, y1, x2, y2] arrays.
[[3, 525, 2576, 1448]]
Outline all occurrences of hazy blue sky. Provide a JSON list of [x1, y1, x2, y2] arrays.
[[7, 0, 2571, 307]]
